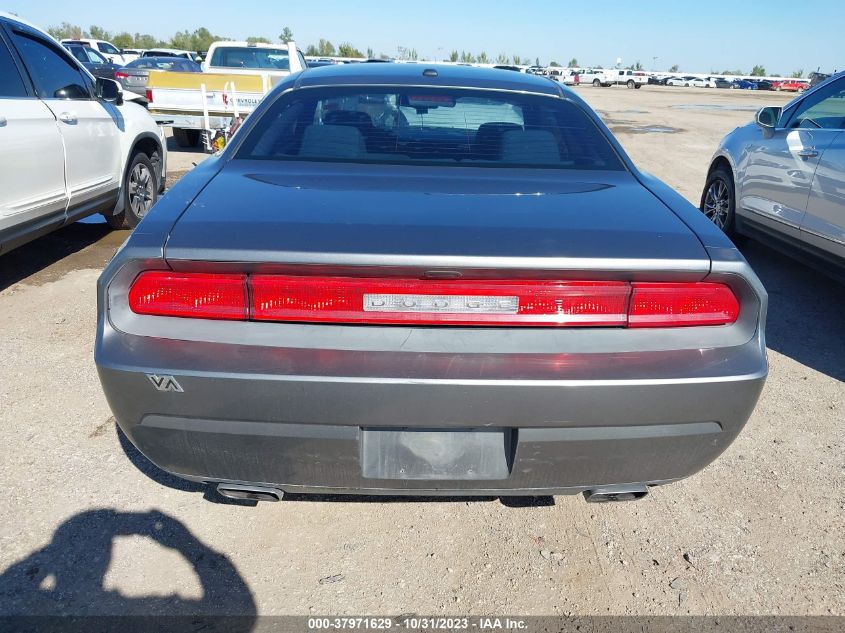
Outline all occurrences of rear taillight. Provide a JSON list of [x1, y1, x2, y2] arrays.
[[628, 282, 740, 328], [128, 272, 247, 320], [114, 71, 129, 80], [127, 273, 740, 328], [145, 88, 153, 102]]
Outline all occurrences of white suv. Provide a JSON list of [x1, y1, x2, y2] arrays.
[[1, 13, 167, 254]]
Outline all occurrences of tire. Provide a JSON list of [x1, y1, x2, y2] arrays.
[[700, 167, 741, 240], [627, 80, 635, 89], [592, 79, 601, 87], [105, 152, 159, 230], [634, 83, 641, 89], [173, 127, 200, 148]]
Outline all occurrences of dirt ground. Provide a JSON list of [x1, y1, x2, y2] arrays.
[[0, 86, 842, 621]]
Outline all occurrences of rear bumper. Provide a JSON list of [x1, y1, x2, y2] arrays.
[[97, 329, 766, 495]]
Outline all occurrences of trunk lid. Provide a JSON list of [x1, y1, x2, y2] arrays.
[[164, 162, 709, 274]]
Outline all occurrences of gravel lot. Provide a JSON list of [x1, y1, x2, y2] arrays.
[[0, 86, 842, 621]]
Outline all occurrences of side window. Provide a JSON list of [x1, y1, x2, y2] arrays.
[[0, 34, 28, 97], [9, 30, 91, 100], [788, 79, 845, 130], [87, 48, 107, 64], [97, 42, 119, 55]]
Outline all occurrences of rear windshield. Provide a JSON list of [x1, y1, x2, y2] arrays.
[[210, 46, 290, 70], [236, 87, 624, 170]]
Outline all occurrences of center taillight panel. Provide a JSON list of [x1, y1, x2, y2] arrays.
[[127, 272, 740, 328]]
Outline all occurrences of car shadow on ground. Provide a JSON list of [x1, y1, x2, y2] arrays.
[[116, 424, 555, 508], [740, 240, 845, 382], [0, 223, 116, 292], [0, 508, 256, 629]]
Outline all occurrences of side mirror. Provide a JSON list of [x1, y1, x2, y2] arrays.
[[755, 106, 781, 137], [96, 77, 123, 106]]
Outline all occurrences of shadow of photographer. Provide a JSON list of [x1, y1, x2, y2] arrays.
[[0, 509, 256, 630]]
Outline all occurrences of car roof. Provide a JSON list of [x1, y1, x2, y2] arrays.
[[292, 62, 564, 96]]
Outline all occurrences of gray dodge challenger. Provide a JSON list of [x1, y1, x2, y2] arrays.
[[96, 64, 768, 502]]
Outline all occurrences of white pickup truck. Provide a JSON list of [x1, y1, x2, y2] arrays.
[[578, 68, 618, 87], [612, 69, 648, 89], [148, 41, 305, 148]]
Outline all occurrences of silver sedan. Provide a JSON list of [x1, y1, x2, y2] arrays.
[[115, 56, 202, 98]]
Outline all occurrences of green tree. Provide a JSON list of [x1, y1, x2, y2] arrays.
[[135, 33, 163, 49], [459, 50, 475, 63], [669, 64, 679, 72], [246, 36, 271, 44], [366, 47, 374, 59], [47, 22, 83, 40], [279, 27, 294, 43], [495, 53, 509, 64], [112, 32, 134, 49], [477, 51, 490, 64], [449, 50, 459, 62], [549, 61, 560, 67], [88, 25, 112, 40], [338, 42, 364, 57], [567, 57, 578, 67], [535, 57, 540, 66], [305, 44, 319, 56], [791, 68, 804, 78], [750, 64, 766, 76], [721, 68, 743, 76], [512, 54, 521, 66], [632, 60, 643, 71], [318, 39, 336, 56]]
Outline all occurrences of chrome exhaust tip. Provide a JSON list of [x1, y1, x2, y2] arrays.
[[583, 485, 648, 503], [216, 483, 284, 502]]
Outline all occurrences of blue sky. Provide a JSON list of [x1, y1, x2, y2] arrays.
[[5, 0, 843, 73]]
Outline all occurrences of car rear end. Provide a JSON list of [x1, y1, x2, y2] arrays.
[[96, 72, 767, 499]]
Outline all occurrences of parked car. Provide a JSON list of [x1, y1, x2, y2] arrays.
[[777, 79, 809, 92], [115, 56, 202, 97], [202, 41, 306, 76], [559, 69, 581, 85], [666, 75, 697, 86], [120, 48, 143, 64], [0, 12, 167, 254], [648, 74, 672, 85], [753, 79, 774, 91], [731, 78, 758, 90], [701, 71, 845, 280], [613, 69, 646, 88], [60, 38, 129, 64], [579, 68, 616, 86], [714, 78, 733, 89], [808, 71, 832, 88], [63, 43, 121, 80], [96, 63, 768, 503], [688, 76, 718, 88], [142, 48, 201, 63]]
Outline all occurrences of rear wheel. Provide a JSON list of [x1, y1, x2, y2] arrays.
[[593, 79, 601, 87], [105, 152, 159, 230], [626, 80, 635, 89], [700, 167, 740, 239], [173, 127, 200, 148]]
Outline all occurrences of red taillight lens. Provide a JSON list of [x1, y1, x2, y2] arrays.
[[114, 71, 129, 80], [145, 88, 153, 102], [628, 282, 739, 327], [128, 272, 247, 320], [126, 273, 740, 328], [250, 277, 630, 326]]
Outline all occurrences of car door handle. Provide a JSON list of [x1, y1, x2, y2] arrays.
[[798, 148, 819, 159], [58, 112, 77, 124]]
